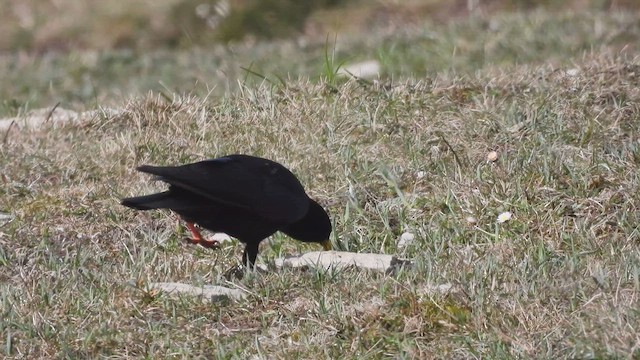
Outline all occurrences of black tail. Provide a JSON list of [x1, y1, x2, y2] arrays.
[[121, 191, 173, 210]]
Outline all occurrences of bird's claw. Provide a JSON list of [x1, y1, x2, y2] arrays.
[[223, 264, 246, 280]]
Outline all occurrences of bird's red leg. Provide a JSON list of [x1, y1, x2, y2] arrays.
[[184, 222, 219, 249]]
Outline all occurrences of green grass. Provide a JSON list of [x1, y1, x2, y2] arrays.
[[2, 8, 640, 359]]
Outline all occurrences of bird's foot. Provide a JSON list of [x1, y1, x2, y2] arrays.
[[183, 237, 220, 249], [183, 222, 219, 249], [223, 264, 246, 280], [223, 263, 267, 280]]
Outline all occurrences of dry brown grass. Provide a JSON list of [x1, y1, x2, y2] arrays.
[[2, 47, 640, 357]]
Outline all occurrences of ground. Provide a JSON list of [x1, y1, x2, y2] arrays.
[[1, 3, 640, 359]]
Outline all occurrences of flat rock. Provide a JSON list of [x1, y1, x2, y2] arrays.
[[275, 251, 410, 273], [149, 282, 246, 301]]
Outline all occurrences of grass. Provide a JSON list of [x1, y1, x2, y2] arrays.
[[2, 7, 640, 360], [2, 10, 640, 117]]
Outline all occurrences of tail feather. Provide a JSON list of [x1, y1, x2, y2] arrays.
[[121, 191, 173, 210], [136, 165, 173, 180]]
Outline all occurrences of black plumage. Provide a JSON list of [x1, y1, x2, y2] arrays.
[[121, 154, 332, 267]]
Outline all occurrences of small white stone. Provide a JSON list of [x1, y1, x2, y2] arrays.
[[497, 211, 513, 223], [487, 151, 499, 162], [337, 60, 381, 79], [417, 283, 454, 296], [0, 212, 13, 226], [466, 216, 477, 224], [398, 232, 416, 248], [566, 68, 580, 76], [211, 233, 233, 242]]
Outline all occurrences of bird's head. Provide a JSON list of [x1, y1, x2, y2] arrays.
[[280, 199, 332, 251]]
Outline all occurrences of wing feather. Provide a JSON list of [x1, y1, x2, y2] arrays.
[[137, 155, 309, 223]]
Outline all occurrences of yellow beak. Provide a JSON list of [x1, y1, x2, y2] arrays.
[[321, 240, 332, 251]]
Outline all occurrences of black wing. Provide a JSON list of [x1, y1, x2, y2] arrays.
[[136, 155, 310, 224]]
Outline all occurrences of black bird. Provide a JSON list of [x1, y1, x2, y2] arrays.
[[121, 154, 332, 267]]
